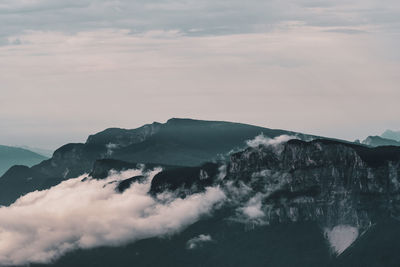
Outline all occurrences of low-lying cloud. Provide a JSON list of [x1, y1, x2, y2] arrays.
[[186, 234, 213, 250], [246, 134, 298, 149], [238, 193, 265, 223], [0, 168, 226, 266]]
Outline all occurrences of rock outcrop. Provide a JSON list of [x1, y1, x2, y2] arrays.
[[225, 139, 400, 231]]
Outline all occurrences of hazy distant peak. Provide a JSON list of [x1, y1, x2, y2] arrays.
[[381, 130, 400, 142], [16, 145, 53, 158], [0, 145, 47, 176], [362, 135, 400, 147]]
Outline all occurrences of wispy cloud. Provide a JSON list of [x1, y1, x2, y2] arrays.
[[186, 234, 213, 249], [246, 134, 298, 148]]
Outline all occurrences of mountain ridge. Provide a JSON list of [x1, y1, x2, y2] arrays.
[[381, 129, 400, 142], [0, 118, 320, 206], [362, 135, 400, 147]]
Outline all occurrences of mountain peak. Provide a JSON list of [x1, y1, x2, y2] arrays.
[[85, 122, 162, 146], [382, 129, 400, 142], [0, 145, 47, 176], [362, 135, 400, 147]]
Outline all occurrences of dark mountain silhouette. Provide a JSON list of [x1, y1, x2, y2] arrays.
[[0, 118, 316, 206]]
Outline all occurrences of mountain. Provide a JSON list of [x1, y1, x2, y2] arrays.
[[84, 118, 314, 166], [1, 120, 400, 266], [0, 145, 47, 176], [0, 118, 317, 206], [25, 137, 400, 267], [362, 135, 400, 147], [381, 129, 400, 142]]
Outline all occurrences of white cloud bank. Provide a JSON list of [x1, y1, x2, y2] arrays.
[[0, 168, 226, 266]]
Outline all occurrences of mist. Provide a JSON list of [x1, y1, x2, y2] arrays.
[[0, 168, 225, 266]]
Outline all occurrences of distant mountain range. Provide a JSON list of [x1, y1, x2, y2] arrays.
[[0, 145, 48, 176], [16, 145, 53, 157], [381, 129, 400, 142], [1, 119, 400, 267], [361, 129, 400, 147], [362, 135, 400, 147]]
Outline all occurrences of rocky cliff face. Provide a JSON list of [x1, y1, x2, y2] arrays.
[[146, 138, 400, 255], [228, 140, 400, 222], [220, 139, 400, 253]]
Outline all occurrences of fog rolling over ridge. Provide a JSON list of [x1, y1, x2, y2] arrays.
[[0, 168, 225, 265]]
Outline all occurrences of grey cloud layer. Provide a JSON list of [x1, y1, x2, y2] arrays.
[[1, 0, 399, 41]]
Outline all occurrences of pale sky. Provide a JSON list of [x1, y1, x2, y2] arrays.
[[1, 0, 399, 149]]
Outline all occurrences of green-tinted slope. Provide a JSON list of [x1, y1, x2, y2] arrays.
[[0, 145, 47, 176], [112, 118, 310, 166]]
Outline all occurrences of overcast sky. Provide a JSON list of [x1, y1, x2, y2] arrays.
[[1, 0, 399, 149]]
